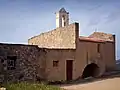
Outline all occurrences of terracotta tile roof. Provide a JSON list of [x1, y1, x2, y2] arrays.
[[79, 36, 105, 43]]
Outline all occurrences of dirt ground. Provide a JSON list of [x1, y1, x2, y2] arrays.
[[60, 77, 120, 90]]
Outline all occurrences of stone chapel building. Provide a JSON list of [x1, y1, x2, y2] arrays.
[[0, 8, 116, 83]]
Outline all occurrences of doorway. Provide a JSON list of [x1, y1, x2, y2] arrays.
[[66, 60, 73, 81]]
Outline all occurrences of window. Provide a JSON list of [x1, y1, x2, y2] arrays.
[[7, 56, 16, 70], [53, 61, 59, 67], [97, 44, 100, 53], [62, 15, 66, 27]]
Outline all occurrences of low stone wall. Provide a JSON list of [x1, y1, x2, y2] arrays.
[[0, 43, 46, 83]]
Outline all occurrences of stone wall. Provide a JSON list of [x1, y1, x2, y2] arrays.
[[0, 43, 46, 83], [28, 23, 79, 49], [89, 32, 114, 41]]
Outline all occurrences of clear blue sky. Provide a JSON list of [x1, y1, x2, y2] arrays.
[[0, 0, 120, 59]]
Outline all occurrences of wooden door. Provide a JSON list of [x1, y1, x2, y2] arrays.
[[66, 60, 73, 81]]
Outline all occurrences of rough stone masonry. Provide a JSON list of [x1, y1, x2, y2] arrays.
[[0, 43, 47, 83]]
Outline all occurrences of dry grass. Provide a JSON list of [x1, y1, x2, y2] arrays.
[[2, 82, 63, 90]]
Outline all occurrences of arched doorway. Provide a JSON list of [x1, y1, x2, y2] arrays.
[[82, 63, 100, 78]]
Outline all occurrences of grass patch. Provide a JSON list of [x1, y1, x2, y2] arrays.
[[3, 82, 63, 90]]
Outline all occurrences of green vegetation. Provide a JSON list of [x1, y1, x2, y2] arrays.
[[3, 82, 63, 90]]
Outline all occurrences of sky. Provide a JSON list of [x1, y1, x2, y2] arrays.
[[0, 0, 120, 59]]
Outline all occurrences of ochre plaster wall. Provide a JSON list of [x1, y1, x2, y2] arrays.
[[45, 49, 75, 81], [102, 42, 116, 71], [75, 40, 106, 79]]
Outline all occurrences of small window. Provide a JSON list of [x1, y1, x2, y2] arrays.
[[7, 56, 16, 70], [97, 44, 100, 53], [53, 61, 59, 67]]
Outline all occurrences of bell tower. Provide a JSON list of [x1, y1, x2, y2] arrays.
[[55, 8, 69, 28]]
